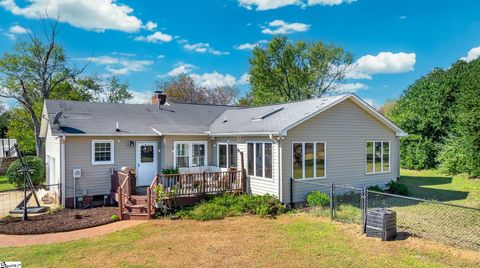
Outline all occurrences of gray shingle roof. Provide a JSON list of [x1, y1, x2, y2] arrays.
[[208, 95, 346, 135], [45, 100, 235, 136], [44, 94, 406, 137]]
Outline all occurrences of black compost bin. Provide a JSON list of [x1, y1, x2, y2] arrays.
[[366, 208, 397, 241]]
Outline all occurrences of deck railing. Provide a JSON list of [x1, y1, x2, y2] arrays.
[[112, 171, 131, 218], [154, 170, 244, 197]]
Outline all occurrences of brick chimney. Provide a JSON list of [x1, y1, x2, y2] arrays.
[[151, 91, 167, 107]]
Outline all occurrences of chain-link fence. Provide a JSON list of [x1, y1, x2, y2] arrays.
[[0, 184, 60, 217], [367, 190, 480, 250], [291, 179, 480, 250]]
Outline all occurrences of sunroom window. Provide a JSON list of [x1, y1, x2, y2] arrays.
[[292, 142, 326, 179], [366, 141, 390, 173], [218, 143, 238, 169], [247, 142, 273, 179]]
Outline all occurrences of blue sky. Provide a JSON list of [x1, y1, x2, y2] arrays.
[[1, 0, 480, 107]]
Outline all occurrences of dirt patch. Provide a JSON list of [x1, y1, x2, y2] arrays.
[[0, 207, 117, 235]]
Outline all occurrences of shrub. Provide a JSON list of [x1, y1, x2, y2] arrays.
[[386, 180, 410, 196], [161, 167, 179, 174], [367, 185, 384, 192], [7, 156, 45, 187], [177, 193, 284, 221], [110, 214, 120, 222], [306, 191, 330, 207]]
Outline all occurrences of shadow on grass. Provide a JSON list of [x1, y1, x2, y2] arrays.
[[399, 175, 469, 203]]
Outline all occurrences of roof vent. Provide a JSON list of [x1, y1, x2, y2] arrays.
[[252, 107, 284, 121]]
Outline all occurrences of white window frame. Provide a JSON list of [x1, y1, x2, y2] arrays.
[[217, 142, 238, 169], [291, 141, 327, 180], [247, 141, 273, 180], [173, 141, 208, 168], [365, 141, 391, 174], [92, 140, 114, 165]]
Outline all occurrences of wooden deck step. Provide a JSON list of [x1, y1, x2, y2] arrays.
[[121, 212, 154, 220]]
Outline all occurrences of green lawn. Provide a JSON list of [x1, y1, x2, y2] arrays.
[[399, 169, 480, 208], [0, 175, 15, 192], [0, 214, 478, 267]]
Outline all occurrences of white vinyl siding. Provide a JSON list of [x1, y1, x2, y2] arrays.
[[282, 99, 400, 204]]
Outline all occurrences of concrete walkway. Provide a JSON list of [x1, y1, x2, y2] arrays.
[[0, 220, 145, 248]]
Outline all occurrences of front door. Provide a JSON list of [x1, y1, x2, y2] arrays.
[[136, 141, 158, 186]]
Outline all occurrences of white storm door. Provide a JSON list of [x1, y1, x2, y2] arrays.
[[136, 142, 158, 186]]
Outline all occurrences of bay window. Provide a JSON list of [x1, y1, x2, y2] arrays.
[[292, 142, 326, 179], [247, 142, 273, 179], [366, 141, 390, 174], [174, 141, 207, 168]]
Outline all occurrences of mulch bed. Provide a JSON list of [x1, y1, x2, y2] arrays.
[[0, 207, 118, 235]]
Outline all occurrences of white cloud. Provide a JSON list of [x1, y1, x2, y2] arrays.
[[346, 52, 416, 79], [190, 72, 237, 89], [9, 24, 29, 34], [237, 73, 251, 85], [238, 0, 355, 10], [82, 56, 153, 75], [182, 41, 229, 55], [234, 40, 267, 50], [400, 15, 407, 20], [307, 0, 356, 6], [239, 0, 301, 10], [126, 90, 150, 104], [144, 21, 157, 31], [134, 31, 173, 43], [166, 63, 196, 77], [331, 82, 368, 94], [460, 46, 480, 62], [156, 54, 165, 59], [261, 20, 310, 35], [112, 52, 136, 57], [0, 0, 142, 32], [4, 24, 29, 40]]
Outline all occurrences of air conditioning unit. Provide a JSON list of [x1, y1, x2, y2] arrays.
[[73, 169, 82, 179]]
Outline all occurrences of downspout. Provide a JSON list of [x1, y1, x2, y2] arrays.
[[60, 135, 66, 207], [278, 138, 283, 202]]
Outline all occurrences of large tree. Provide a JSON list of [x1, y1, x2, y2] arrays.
[[155, 74, 239, 105], [248, 36, 353, 105], [0, 20, 83, 157], [90, 76, 133, 103]]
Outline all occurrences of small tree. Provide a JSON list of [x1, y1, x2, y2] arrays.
[[0, 18, 84, 157], [156, 74, 239, 105], [248, 36, 353, 105]]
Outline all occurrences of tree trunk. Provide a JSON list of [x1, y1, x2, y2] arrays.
[[26, 105, 44, 159]]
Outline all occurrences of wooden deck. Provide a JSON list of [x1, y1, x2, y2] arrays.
[[111, 170, 246, 220]]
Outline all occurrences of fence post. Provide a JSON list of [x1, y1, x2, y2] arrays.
[[329, 182, 334, 220], [361, 187, 367, 234], [289, 178, 293, 208]]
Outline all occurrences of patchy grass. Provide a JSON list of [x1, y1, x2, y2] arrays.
[[0, 175, 15, 192], [0, 214, 478, 267], [400, 169, 480, 207]]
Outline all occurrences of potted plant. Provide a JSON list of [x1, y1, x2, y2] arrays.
[[153, 184, 178, 210]]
